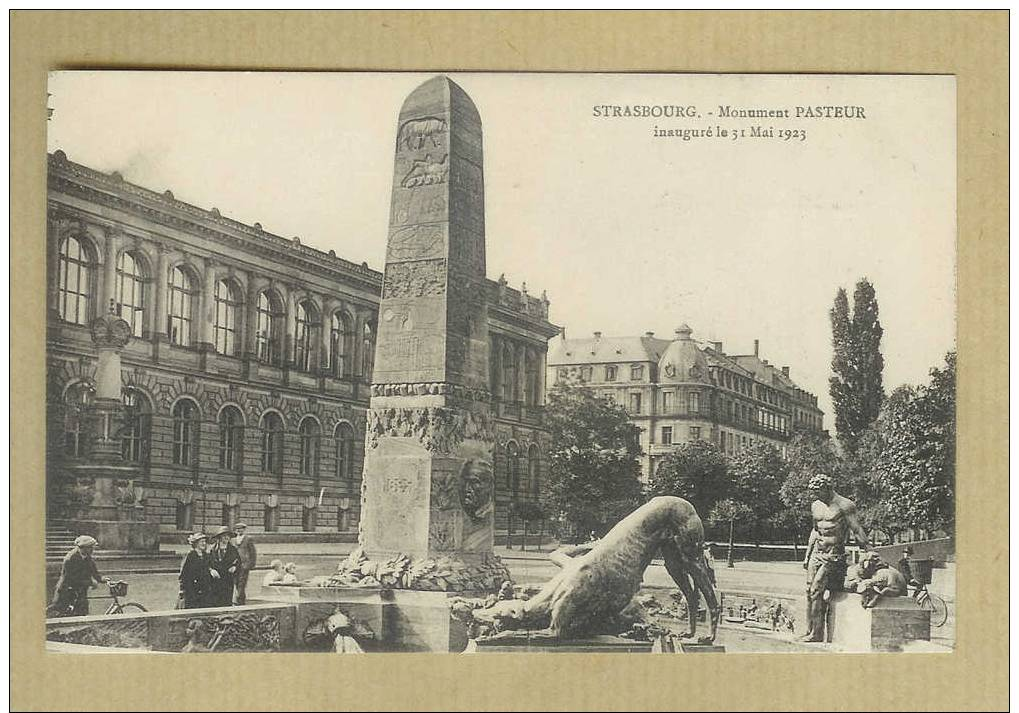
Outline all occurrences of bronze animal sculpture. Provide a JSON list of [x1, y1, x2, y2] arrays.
[[465, 496, 720, 643]]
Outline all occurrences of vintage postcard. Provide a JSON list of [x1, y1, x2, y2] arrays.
[[39, 71, 958, 660]]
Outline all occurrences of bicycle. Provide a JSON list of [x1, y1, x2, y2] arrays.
[[102, 580, 148, 615], [912, 582, 948, 628]]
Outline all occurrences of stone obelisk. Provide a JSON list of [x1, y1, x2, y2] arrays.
[[353, 76, 506, 592]]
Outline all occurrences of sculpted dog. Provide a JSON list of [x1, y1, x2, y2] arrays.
[[472, 496, 720, 642]]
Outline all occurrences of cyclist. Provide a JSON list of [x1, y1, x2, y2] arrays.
[[48, 535, 109, 616]]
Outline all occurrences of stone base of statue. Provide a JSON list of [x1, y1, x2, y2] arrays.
[[826, 591, 931, 652], [466, 633, 656, 654], [54, 468, 160, 553], [271, 583, 499, 653]]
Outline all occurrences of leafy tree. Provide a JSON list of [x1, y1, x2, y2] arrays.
[[540, 383, 644, 542], [708, 499, 754, 567], [829, 279, 885, 452], [778, 430, 841, 548], [873, 353, 956, 534], [727, 442, 785, 541], [647, 440, 729, 520]]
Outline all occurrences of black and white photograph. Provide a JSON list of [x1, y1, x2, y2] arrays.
[[41, 70, 957, 657]]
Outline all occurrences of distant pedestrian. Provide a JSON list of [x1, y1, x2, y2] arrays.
[[233, 523, 257, 605], [179, 533, 213, 609], [48, 535, 108, 617], [209, 526, 241, 607]]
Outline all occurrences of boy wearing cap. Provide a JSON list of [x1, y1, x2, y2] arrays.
[[48, 535, 109, 616], [179, 532, 214, 609], [232, 523, 257, 605]]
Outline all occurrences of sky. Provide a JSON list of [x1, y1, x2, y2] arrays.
[[47, 72, 957, 428]]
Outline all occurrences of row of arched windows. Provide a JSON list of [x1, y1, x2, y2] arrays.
[[494, 341, 542, 406], [502, 441, 542, 499], [57, 236, 375, 377], [61, 384, 361, 481]]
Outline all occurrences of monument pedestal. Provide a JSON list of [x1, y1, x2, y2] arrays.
[[283, 585, 477, 653], [827, 591, 931, 652], [467, 634, 655, 654]]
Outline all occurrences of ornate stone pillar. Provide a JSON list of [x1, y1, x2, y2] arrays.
[[515, 341, 526, 404], [199, 257, 217, 348], [245, 278, 261, 358], [152, 248, 169, 339], [319, 297, 333, 374], [102, 227, 119, 315], [283, 285, 297, 367]]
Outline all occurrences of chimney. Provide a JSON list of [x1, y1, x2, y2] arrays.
[[754, 339, 760, 356], [782, 366, 790, 377], [712, 341, 723, 353], [593, 331, 602, 339], [644, 331, 655, 338]]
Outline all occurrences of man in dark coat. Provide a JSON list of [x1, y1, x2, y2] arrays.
[[208, 525, 241, 607], [179, 532, 214, 609], [232, 522, 257, 605], [48, 535, 108, 616]]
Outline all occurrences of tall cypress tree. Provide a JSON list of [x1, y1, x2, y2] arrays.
[[828, 288, 855, 446], [829, 279, 885, 452], [851, 278, 885, 431]]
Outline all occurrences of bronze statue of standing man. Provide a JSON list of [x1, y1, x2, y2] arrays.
[[798, 473, 870, 642]]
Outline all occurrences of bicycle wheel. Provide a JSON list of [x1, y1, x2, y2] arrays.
[[924, 593, 948, 627], [117, 602, 148, 614]]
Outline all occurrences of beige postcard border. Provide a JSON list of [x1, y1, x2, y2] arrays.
[[10, 10, 1008, 712]]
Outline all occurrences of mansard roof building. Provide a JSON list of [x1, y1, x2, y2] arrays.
[[547, 324, 825, 482]]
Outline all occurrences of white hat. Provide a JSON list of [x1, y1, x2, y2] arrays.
[[187, 532, 207, 545], [74, 535, 98, 548]]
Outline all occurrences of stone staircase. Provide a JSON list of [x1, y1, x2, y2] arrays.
[[45, 523, 79, 561]]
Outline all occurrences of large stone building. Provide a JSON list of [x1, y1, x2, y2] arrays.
[[46, 151, 558, 543], [547, 324, 825, 481]]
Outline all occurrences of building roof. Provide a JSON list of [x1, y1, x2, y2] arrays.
[[547, 334, 671, 366]]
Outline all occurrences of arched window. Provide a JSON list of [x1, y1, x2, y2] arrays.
[[299, 417, 321, 477], [57, 235, 93, 325], [255, 291, 283, 365], [63, 381, 94, 457], [172, 398, 199, 466], [121, 388, 151, 463], [334, 422, 355, 481], [528, 444, 540, 498], [506, 440, 521, 495], [294, 300, 320, 372], [260, 412, 284, 476], [360, 322, 374, 379], [167, 266, 196, 347], [501, 345, 516, 402], [116, 251, 147, 338], [218, 406, 244, 472], [329, 312, 352, 377], [213, 280, 241, 355]]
